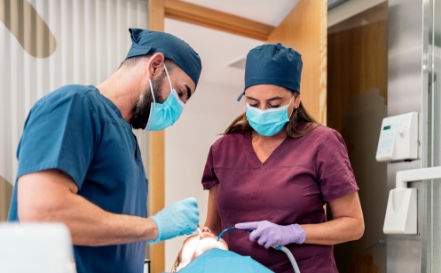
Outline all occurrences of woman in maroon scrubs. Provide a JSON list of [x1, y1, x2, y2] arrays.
[[202, 43, 364, 273]]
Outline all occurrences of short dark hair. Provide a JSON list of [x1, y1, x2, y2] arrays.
[[119, 55, 177, 72]]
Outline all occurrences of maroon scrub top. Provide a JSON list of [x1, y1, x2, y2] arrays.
[[202, 125, 359, 273]]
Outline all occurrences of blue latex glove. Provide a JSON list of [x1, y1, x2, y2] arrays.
[[235, 220, 306, 249], [149, 197, 199, 244]]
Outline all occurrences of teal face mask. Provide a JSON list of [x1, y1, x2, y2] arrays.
[[146, 64, 184, 131], [246, 96, 294, 137]]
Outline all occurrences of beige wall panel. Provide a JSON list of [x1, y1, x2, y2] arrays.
[[0, 176, 13, 221], [266, 0, 327, 125]]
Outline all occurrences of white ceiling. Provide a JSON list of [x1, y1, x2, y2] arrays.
[[165, 0, 300, 92], [165, 18, 260, 91]]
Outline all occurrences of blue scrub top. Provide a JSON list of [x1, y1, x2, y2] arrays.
[[8, 85, 148, 273]]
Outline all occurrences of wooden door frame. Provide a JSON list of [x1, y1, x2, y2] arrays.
[[153, 0, 275, 41]]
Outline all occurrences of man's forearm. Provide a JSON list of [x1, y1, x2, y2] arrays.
[[56, 194, 158, 246], [21, 191, 158, 246], [18, 170, 158, 246]]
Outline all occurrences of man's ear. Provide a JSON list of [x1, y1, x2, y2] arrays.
[[147, 53, 165, 77]]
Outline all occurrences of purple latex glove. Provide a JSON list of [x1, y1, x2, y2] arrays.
[[235, 220, 306, 249]]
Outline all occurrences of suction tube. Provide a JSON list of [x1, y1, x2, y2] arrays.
[[279, 246, 300, 273], [217, 227, 301, 273], [216, 227, 253, 241]]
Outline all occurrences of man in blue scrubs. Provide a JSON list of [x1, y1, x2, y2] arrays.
[[7, 28, 201, 273]]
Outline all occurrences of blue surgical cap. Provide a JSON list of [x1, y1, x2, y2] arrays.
[[126, 28, 202, 86], [238, 43, 302, 100]]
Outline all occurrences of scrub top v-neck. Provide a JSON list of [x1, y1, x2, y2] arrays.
[[245, 135, 289, 167], [202, 125, 359, 273]]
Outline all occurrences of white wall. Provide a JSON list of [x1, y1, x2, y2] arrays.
[[163, 18, 261, 269], [164, 80, 245, 269]]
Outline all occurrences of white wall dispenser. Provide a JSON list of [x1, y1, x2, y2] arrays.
[[383, 166, 441, 234]]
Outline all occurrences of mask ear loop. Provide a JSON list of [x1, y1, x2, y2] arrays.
[[163, 63, 173, 91], [148, 63, 172, 106], [163, 63, 185, 107], [288, 94, 296, 118], [149, 79, 156, 104]]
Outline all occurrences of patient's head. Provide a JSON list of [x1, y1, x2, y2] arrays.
[[172, 230, 228, 272]]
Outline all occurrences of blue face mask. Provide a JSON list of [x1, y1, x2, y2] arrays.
[[146, 64, 184, 131], [246, 96, 294, 137]]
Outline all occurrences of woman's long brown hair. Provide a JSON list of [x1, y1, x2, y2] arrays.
[[224, 98, 319, 138]]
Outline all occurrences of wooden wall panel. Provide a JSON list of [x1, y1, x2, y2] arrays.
[[327, 3, 388, 134], [327, 3, 388, 273], [148, 1, 165, 272], [266, 0, 327, 125]]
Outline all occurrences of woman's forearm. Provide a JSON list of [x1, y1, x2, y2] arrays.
[[301, 216, 364, 245], [301, 191, 364, 245]]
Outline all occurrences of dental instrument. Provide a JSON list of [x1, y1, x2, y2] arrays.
[[197, 224, 203, 238]]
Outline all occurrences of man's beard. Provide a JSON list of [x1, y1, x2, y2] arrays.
[[130, 73, 165, 129]]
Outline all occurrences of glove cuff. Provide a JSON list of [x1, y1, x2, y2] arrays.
[[290, 224, 306, 245], [148, 215, 162, 244]]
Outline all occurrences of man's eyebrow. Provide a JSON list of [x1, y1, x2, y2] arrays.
[[185, 84, 192, 99]]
